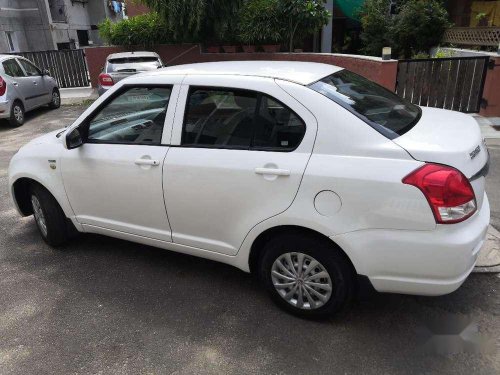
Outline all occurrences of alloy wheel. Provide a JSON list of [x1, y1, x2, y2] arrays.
[[13, 105, 23, 123], [31, 195, 48, 237], [271, 252, 333, 310], [52, 91, 60, 106]]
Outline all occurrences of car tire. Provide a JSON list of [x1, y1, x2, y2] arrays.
[[260, 233, 355, 319], [48, 88, 61, 109], [30, 184, 69, 247], [9, 100, 25, 127]]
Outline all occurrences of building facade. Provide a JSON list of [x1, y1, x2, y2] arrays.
[[0, 0, 124, 53]]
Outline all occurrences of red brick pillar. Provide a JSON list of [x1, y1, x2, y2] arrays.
[[480, 56, 500, 118]]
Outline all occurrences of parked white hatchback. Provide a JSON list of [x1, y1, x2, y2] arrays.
[[8, 61, 490, 318]]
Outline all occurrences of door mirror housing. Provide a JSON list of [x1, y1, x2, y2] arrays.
[[66, 128, 84, 149], [42, 69, 50, 76]]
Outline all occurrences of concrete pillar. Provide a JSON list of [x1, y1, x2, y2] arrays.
[[321, 0, 334, 53]]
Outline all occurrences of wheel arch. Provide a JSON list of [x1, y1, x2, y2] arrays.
[[248, 225, 358, 277], [12, 177, 61, 216]]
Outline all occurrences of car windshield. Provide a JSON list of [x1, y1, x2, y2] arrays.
[[308, 70, 421, 138], [107, 56, 161, 73]]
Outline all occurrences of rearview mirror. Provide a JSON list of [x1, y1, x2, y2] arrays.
[[66, 128, 83, 149]]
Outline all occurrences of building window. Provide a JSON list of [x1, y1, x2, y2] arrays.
[[77, 30, 89, 47], [5, 32, 18, 52]]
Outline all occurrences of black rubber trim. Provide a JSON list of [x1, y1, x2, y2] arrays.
[[25, 92, 50, 100], [470, 147, 490, 181]]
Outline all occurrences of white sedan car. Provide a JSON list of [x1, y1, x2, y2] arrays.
[[8, 61, 490, 318]]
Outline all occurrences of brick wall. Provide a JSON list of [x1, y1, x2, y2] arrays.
[[85, 44, 398, 90]]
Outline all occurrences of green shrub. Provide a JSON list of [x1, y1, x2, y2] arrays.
[[359, 0, 451, 59], [99, 12, 172, 47]]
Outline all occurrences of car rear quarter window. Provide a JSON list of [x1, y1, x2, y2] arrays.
[[309, 70, 421, 139], [2, 59, 26, 77], [182, 87, 306, 151], [87, 86, 171, 145]]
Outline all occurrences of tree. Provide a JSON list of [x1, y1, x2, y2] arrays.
[[138, 0, 243, 42], [239, 0, 330, 51], [359, 0, 451, 58], [280, 0, 330, 52]]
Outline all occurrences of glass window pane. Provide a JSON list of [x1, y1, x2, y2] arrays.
[[2, 59, 26, 77], [88, 86, 171, 145], [18, 59, 40, 76], [253, 95, 306, 150], [182, 88, 257, 148], [309, 70, 420, 137]]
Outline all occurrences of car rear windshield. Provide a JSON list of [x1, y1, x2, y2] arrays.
[[308, 70, 421, 139], [107, 56, 161, 73]]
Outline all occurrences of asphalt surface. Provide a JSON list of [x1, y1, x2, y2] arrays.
[[0, 106, 499, 375]]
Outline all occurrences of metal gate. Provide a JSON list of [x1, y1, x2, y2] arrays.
[[12, 49, 90, 88], [396, 56, 490, 113]]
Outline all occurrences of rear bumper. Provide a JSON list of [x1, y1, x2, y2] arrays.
[[0, 99, 10, 119], [333, 193, 490, 296]]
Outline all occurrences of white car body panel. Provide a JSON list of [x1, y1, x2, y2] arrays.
[[8, 61, 490, 298]]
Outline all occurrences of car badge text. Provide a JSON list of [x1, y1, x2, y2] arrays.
[[469, 146, 481, 160]]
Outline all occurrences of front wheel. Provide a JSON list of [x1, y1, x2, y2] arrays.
[[30, 184, 69, 247], [48, 88, 61, 109], [260, 233, 355, 318]]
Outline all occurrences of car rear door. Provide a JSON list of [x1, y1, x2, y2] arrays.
[[61, 81, 181, 241], [1, 58, 33, 108], [163, 75, 317, 255], [16, 58, 48, 108]]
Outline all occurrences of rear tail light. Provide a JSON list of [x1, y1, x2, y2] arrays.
[[98, 73, 114, 87], [403, 163, 476, 224], [0, 75, 6, 96]]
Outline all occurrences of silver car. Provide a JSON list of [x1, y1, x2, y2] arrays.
[[97, 51, 163, 96], [0, 55, 60, 127]]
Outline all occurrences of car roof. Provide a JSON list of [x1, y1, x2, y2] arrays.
[[107, 51, 160, 60], [147, 61, 343, 85]]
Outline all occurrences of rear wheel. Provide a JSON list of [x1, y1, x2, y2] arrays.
[[9, 101, 24, 127], [48, 88, 60, 109], [260, 233, 355, 318], [30, 184, 69, 247]]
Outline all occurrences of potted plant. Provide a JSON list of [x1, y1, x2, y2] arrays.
[[222, 45, 238, 53], [206, 45, 221, 53]]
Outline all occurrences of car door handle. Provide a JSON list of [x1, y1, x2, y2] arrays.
[[135, 158, 159, 166], [254, 167, 291, 176], [13, 82, 18, 86], [33, 81, 38, 85]]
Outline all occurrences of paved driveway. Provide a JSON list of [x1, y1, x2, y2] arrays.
[[0, 107, 499, 375]]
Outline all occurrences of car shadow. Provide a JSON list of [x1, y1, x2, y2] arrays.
[[0, 106, 53, 132]]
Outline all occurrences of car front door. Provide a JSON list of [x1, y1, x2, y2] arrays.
[[61, 83, 179, 242], [16, 58, 48, 108], [163, 76, 317, 255]]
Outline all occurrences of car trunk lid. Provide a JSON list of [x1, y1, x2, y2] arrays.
[[393, 107, 488, 209]]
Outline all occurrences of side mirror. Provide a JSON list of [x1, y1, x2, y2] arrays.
[[42, 69, 50, 76], [66, 128, 84, 149]]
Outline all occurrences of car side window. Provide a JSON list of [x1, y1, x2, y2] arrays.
[[18, 59, 40, 76], [87, 86, 172, 145], [2, 59, 26, 77], [182, 88, 257, 148], [182, 87, 305, 151]]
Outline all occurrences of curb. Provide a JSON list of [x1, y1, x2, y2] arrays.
[[473, 225, 500, 273]]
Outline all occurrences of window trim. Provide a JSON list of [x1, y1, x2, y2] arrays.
[[80, 83, 174, 147], [180, 86, 306, 152]]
